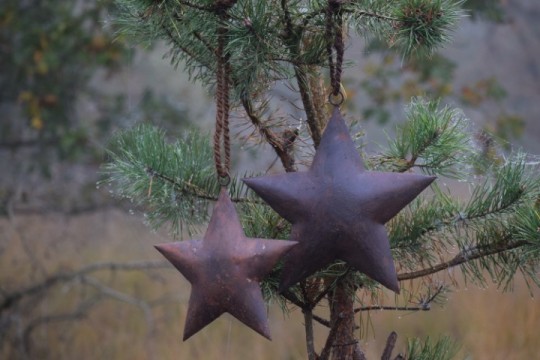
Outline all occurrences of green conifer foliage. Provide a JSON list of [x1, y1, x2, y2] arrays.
[[104, 1, 540, 358]]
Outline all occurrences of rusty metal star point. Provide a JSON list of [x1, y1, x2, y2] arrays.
[[243, 107, 435, 294], [155, 189, 296, 340]]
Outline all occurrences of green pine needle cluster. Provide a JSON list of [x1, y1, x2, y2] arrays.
[[392, 0, 463, 57], [406, 336, 459, 360], [376, 98, 472, 177], [101, 124, 251, 235], [113, 0, 463, 99]]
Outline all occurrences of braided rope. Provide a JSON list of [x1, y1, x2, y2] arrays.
[[213, 17, 231, 183], [326, 0, 345, 102]]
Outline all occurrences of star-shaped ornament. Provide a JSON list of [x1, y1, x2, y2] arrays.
[[155, 189, 296, 340], [243, 107, 435, 293]]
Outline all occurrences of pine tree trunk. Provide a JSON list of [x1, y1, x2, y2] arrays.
[[328, 281, 366, 360]]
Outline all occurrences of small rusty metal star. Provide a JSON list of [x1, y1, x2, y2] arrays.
[[243, 107, 435, 293], [155, 189, 296, 340]]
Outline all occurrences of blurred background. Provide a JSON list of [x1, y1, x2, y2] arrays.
[[1, 0, 539, 359]]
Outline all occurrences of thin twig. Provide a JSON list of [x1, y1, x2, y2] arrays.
[[281, 289, 306, 309], [280, 0, 322, 148], [294, 65, 322, 147], [240, 96, 296, 172], [354, 305, 430, 313], [177, 0, 214, 12], [391, 188, 527, 252], [144, 166, 259, 204], [311, 267, 351, 307], [303, 308, 319, 360], [313, 314, 330, 328], [303, 7, 396, 27]]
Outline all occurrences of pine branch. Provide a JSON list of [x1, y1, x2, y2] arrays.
[[279, 0, 322, 147], [303, 7, 397, 28], [295, 65, 322, 147], [406, 336, 459, 360], [380, 98, 472, 178], [144, 166, 256, 203], [397, 239, 529, 281], [240, 95, 297, 172], [391, 0, 464, 57], [176, 0, 214, 13], [355, 10, 397, 22], [311, 267, 351, 308], [313, 314, 330, 328], [102, 125, 257, 234], [355, 305, 430, 313], [281, 289, 306, 309], [389, 151, 540, 279]]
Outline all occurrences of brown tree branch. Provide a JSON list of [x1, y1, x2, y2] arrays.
[[303, 8, 396, 27], [303, 308, 319, 360], [240, 96, 297, 172], [354, 305, 430, 313], [294, 65, 322, 147], [312, 267, 351, 307], [397, 240, 529, 281], [381, 331, 398, 360], [20, 274, 159, 354], [313, 314, 330, 328], [22, 297, 100, 353], [280, 0, 322, 148], [0, 261, 169, 315]]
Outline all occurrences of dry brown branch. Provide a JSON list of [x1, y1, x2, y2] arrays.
[[0, 260, 169, 315], [397, 240, 528, 281], [241, 96, 297, 172], [381, 331, 398, 360]]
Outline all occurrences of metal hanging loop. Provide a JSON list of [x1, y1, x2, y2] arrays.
[[218, 174, 231, 187], [328, 91, 345, 107]]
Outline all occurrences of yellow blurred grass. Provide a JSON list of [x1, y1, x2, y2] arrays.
[[1, 210, 539, 359]]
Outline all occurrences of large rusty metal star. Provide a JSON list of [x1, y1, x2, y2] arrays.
[[155, 189, 296, 340], [243, 107, 435, 293]]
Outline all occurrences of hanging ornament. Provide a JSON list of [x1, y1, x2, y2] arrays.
[[155, 189, 296, 340], [243, 0, 435, 293], [155, 11, 296, 341], [243, 108, 435, 293]]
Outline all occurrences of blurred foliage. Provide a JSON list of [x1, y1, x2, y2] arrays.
[[356, 0, 522, 149], [0, 0, 129, 161], [0, 0, 197, 190], [406, 336, 459, 360], [464, 0, 505, 21], [0, 0, 194, 217]]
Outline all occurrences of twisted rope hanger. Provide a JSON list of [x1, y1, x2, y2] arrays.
[[213, 9, 232, 185], [326, 0, 345, 106]]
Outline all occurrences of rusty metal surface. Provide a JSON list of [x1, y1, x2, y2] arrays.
[[243, 107, 435, 293], [155, 189, 296, 340]]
